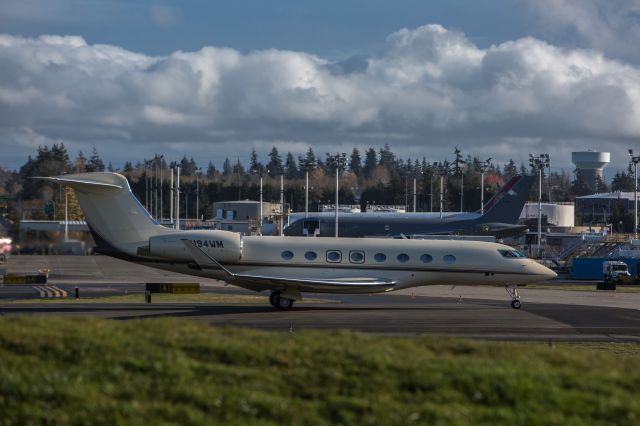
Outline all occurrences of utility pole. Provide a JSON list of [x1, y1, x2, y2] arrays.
[[299, 156, 317, 219], [196, 172, 199, 222], [480, 158, 492, 215], [529, 154, 550, 258], [159, 155, 164, 222], [413, 177, 417, 212], [169, 168, 174, 226], [436, 163, 448, 219], [175, 166, 180, 230], [629, 149, 640, 239], [64, 187, 68, 241], [260, 174, 263, 232], [280, 174, 284, 237], [326, 153, 347, 237]]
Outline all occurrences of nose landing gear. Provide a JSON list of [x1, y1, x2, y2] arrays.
[[505, 286, 521, 309]]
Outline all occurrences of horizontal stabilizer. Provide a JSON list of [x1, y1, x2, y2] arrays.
[[35, 176, 123, 190]]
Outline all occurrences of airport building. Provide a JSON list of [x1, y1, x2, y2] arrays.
[[574, 192, 636, 228]]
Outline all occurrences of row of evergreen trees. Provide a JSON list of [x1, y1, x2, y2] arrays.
[[3, 143, 640, 222]]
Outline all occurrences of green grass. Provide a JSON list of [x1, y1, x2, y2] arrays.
[[1, 317, 640, 425]]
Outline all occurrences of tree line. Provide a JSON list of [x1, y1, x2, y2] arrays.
[[1, 143, 637, 226]]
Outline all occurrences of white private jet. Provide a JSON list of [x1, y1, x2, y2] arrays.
[[41, 173, 556, 309]]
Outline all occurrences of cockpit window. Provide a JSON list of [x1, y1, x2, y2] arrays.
[[498, 249, 526, 258]]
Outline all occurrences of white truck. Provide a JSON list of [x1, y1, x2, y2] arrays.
[[603, 260, 632, 284]]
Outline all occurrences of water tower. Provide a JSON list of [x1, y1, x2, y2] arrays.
[[571, 151, 610, 192]]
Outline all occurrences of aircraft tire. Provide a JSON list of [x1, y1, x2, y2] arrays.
[[277, 297, 294, 310], [270, 292, 294, 310], [511, 299, 522, 309], [269, 292, 278, 307]]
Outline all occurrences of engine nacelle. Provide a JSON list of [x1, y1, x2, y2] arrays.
[[148, 230, 242, 263]]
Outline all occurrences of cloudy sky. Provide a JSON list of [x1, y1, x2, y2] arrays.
[[1, 0, 640, 173]]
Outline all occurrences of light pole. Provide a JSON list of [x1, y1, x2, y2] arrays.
[[64, 186, 68, 241], [479, 158, 492, 215], [413, 177, 417, 212], [158, 155, 164, 222], [436, 163, 448, 219], [453, 146, 465, 213], [629, 149, 640, 238], [299, 156, 317, 218], [175, 166, 180, 230], [529, 154, 550, 258], [326, 153, 347, 237], [280, 174, 284, 236], [170, 167, 174, 226], [250, 165, 267, 234], [195, 167, 201, 222]]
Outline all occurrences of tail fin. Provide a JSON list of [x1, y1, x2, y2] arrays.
[[38, 172, 170, 256], [479, 175, 535, 224]]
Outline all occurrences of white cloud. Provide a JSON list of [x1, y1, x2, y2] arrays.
[[525, 0, 640, 65], [1, 25, 639, 170]]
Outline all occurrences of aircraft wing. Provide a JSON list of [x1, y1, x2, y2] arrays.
[[181, 239, 397, 291]]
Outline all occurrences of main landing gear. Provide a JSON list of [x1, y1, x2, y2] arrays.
[[269, 291, 295, 310], [505, 286, 521, 309]]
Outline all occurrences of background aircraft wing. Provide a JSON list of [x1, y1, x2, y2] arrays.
[[181, 239, 397, 291]]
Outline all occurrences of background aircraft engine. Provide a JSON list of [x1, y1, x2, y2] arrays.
[[148, 231, 242, 262]]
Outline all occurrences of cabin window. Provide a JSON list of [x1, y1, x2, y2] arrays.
[[397, 253, 410, 263], [420, 254, 433, 263], [384, 225, 390, 231], [443, 255, 456, 264], [349, 250, 365, 264], [498, 249, 526, 258], [374, 253, 387, 262], [326, 250, 342, 263], [281, 250, 294, 260], [305, 251, 317, 261]]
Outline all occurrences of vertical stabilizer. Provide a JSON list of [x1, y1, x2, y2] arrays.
[[479, 175, 536, 224], [38, 173, 171, 255]]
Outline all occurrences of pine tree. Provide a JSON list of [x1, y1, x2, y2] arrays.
[[249, 148, 264, 175], [222, 158, 233, 177], [86, 147, 105, 172], [363, 148, 377, 179], [611, 171, 634, 192], [504, 159, 517, 177], [206, 161, 217, 178], [232, 157, 245, 177], [285, 152, 298, 179], [75, 151, 87, 173], [349, 148, 362, 177], [571, 169, 591, 197], [267, 146, 283, 177], [378, 144, 396, 170], [123, 161, 133, 172]]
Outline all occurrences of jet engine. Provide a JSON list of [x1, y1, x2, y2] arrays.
[[147, 230, 242, 262]]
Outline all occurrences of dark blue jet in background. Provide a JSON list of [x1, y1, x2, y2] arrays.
[[284, 175, 535, 239]]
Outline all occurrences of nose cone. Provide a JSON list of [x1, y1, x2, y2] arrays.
[[532, 261, 557, 281]]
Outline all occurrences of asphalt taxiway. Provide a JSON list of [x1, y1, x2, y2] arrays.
[[2, 255, 640, 342]]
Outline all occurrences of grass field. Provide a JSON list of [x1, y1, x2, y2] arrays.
[[1, 317, 640, 425]]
